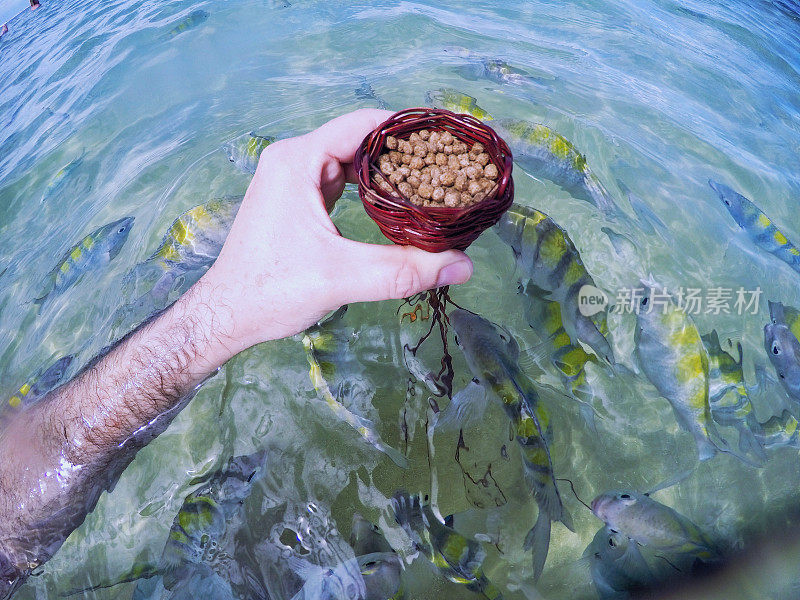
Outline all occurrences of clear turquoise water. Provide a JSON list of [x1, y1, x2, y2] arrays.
[[1, 0, 800, 598]]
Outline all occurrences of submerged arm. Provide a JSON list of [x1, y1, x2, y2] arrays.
[[0, 280, 235, 591]]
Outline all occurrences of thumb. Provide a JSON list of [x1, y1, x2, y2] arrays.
[[335, 240, 473, 304]]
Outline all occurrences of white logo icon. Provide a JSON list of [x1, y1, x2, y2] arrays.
[[578, 284, 608, 316]]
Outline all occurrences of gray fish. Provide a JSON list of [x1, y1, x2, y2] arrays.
[[764, 301, 800, 403], [34, 216, 134, 305], [591, 491, 719, 564], [350, 515, 402, 600], [288, 554, 366, 600], [167, 9, 209, 37], [584, 526, 655, 600], [442, 309, 573, 580], [354, 79, 389, 110], [491, 119, 621, 218]]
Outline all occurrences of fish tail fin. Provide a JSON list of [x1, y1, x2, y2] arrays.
[[60, 564, 159, 597], [697, 435, 718, 462], [523, 509, 551, 580], [737, 423, 767, 463], [584, 174, 622, 220], [391, 491, 424, 531]]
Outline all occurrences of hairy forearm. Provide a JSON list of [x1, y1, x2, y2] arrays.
[[0, 278, 235, 589]]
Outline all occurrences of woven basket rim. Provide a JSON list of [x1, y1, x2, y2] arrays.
[[355, 107, 514, 251]]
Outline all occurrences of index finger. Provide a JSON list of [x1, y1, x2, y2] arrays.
[[308, 108, 394, 170]]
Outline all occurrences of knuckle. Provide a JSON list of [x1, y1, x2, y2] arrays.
[[391, 257, 422, 299]]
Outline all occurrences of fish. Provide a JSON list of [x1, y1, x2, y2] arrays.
[[40, 151, 85, 203], [764, 301, 800, 403], [442, 47, 552, 87], [591, 491, 719, 564], [425, 89, 493, 121], [167, 9, 209, 37], [755, 409, 800, 449], [635, 286, 722, 461], [708, 179, 800, 275], [34, 216, 134, 305], [146, 196, 241, 272], [223, 132, 276, 174], [491, 119, 620, 218], [350, 514, 403, 600], [524, 298, 599, 410], [7, 355, 73, 409], [442, 309, 573, 580], [64, 452, 268, 598], [302, 322, 408, 468], [583, 526, 656, 600], [634, 288, 721, 461], [392, 493, 502, 599], [355, 78, 389, 110], [495, 204, 615, 364], [700, 330, 765, 461], [122, 197, 241, 308]]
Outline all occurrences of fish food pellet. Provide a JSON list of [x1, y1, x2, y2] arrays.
[[376, 133, 500, 208]]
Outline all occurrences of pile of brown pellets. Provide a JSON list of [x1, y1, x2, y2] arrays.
[[372, 130, 499, 208]]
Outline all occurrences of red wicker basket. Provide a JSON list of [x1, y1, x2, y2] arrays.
[[355, 108, 514, 252]]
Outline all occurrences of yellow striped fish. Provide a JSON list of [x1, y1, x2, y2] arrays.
[[34, 216, 134, 305], [302, 315, 408, 469], [496, 204, 615, 365], [64, 452, 267, 597], [6, 355, 73, 409], [635, 286, 721, 461], [492, 120, 621, 218], [426, 89, 494, 121], [755, 409, 800, 449], [392, 493, 503, 599], [167, 9, 209, 37], [224, 132, 276, 174], [443, 309, 573, 580], [709, 180, 800, 275], [525, 299, 599, 420], [40, 151, 85, 203], [701, 330, 765, 462]]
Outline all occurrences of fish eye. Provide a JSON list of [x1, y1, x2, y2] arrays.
[[620, 494, 630, 499], [117, 226, 126, 233], [608, 538, 616, 547], [773, 343, 781, 355], [780, 372, 786, 379]]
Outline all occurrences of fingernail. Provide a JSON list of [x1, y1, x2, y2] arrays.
[[436, 259, 473, 287]]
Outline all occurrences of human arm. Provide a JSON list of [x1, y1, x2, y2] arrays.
[[0, 109, 473, 593]]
